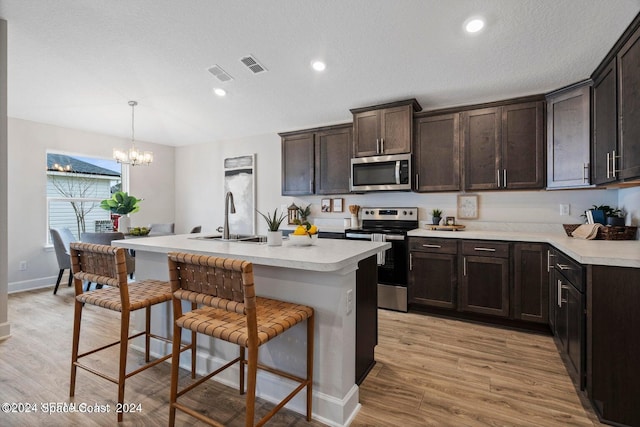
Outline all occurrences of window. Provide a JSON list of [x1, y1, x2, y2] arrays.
[[46, 152, 122, 242]]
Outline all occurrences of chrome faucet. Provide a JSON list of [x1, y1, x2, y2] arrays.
[[222, 191, 236, 240]]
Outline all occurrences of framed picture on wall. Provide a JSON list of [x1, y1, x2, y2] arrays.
[[457, 194, 478, 219], [332, 198, 343, 213], [321, 198, 331, 212]]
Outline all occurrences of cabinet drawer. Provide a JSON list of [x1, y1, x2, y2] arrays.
[[554, 250, 584, 291], [461, 240, 510, 258], [409, 238, 457, 254]]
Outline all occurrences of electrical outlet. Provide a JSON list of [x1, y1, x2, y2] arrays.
[[19, 261, 27, 271], [346, 289, 354, 314], [560, 204, 570, 216]]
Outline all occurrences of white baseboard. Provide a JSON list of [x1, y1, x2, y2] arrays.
[[8, 276, 58, 294]]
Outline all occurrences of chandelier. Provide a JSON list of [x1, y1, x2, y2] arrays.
[[113, 100, 153, 166]]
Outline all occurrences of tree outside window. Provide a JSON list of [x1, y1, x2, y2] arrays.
[[46, 153, 121, 240]]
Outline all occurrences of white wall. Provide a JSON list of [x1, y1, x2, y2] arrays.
[[175, 133, 282, 235], [7, 118, 175, 292], [1, 19, 9, 339], [175, 132, 636, 236]]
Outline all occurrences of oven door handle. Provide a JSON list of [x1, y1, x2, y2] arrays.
[[395, 161, 401, 185], [345, 233, 405, 241]]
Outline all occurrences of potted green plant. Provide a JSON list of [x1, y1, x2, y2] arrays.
[[257, 208, 287, 246], [100, 191, 142, 232], [584, 205, 625, 226], [297, 204, 311, 222], [431, 208, 443, 225]]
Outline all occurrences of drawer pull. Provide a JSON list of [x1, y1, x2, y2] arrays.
[[556, 263, 572, 271], [422, 244, 441, 248], [474, 247, 496, 252]]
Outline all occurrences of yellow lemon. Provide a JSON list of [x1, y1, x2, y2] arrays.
[[293, 226, 307, 235], [308, 225, 318, 234]]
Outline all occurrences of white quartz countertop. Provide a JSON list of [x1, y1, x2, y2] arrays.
[[113, 234, 390, 272], [408, 228, 640, 268]]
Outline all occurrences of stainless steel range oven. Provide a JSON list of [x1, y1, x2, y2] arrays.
[[345, 207, 418, 312]]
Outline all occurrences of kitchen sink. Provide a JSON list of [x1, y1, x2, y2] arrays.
[[191, 234, 267, 243]]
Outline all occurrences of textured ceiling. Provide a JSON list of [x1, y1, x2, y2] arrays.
[[1, 0, 639, 147]]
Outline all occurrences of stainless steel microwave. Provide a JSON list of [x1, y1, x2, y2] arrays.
[[350, 153, 412, 192]]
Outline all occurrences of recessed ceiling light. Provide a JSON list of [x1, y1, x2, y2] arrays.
[[213, 88, 227, 97], [465, 18, 485, 33], [311, 60, 326, 72]]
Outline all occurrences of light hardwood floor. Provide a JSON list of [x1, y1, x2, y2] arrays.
[[1, 284, 602, 426]]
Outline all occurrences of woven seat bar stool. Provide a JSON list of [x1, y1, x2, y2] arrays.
[[167, 252, 315, 427], [69, 242, 196, 422]]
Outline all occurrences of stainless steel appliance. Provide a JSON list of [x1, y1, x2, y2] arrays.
[[345, 207, 418, 312], [350, 153, 412, 192]]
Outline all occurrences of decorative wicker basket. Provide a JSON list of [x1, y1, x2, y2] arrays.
[[563, 224, 638, 240]]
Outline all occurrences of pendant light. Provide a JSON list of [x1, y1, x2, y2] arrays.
[[113, 100, 153, 166]]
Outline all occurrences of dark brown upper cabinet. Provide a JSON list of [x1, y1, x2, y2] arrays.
[[413, 113, 461, 192], [281, 132, 315, 195], [592, 13, 640, 185], [351, 99, 422, 157], [462, 100, 544, 191], [592, 59, 618, 185], [618, 25, 640, 180], [280, 123, 352, 196], [546, 81, 592, 189], [315, 125, 352, 194]]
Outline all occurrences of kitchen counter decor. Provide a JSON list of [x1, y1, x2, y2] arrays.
[[564, 223, 637, 240]]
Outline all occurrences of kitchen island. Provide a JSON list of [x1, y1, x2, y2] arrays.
[[113, 234, 390, 427]]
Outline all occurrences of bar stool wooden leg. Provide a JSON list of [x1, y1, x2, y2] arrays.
[[190, 302, 197, 379], [307, 314, 314, 421], [245, 345, 258, 427], [239, 346, 245, 394], [69, 299, 83, 397], [145, 306, 151, 363], [117, 310, 131, 423], [168, 321, 183, 427]]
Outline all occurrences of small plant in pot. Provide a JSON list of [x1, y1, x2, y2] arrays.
[[257, 208, 287, 246], [431, 208, 443, 225]]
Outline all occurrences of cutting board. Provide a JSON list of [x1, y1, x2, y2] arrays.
[[425, 224, 466, 231]]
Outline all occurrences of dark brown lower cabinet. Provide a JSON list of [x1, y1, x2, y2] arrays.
[[513, 243, 549, 323], [408, 238, 458, 309], [355, 255, 378, 385], [588, 265, 640, 427], [459, 241, 510, 318]]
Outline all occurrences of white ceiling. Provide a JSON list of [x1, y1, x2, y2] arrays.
[[1, 0, 639, 147]]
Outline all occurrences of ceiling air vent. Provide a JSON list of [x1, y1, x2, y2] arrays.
[[240, 55, 267, 74], [207, 65, 234, 82]]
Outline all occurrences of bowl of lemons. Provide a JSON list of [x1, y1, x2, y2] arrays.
[[288, 224, 319, 246]]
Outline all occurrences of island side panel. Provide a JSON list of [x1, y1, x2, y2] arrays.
[[133, 249, 361, 427]]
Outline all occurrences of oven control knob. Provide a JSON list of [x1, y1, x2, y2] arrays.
[[403, 210, 407, 215]]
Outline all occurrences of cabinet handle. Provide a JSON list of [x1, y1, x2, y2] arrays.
[[503, 169, 507, 188], [612, 150, 619, 178], [309, 179, 313, 193], [606, 152, 611, 179], [409, 253, 413, 271], [547, 250, 555, 272], [376, 138, 380, 154], [496, 169, 501, 187], [415, 174, 419, 189], [556, 263, 572, 271], [380, 138, 384, 153], [422, 244, 441, 248], [557, 279, 562, 307], [474, 247, 496, 252], [463, 257, 467, 276]]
